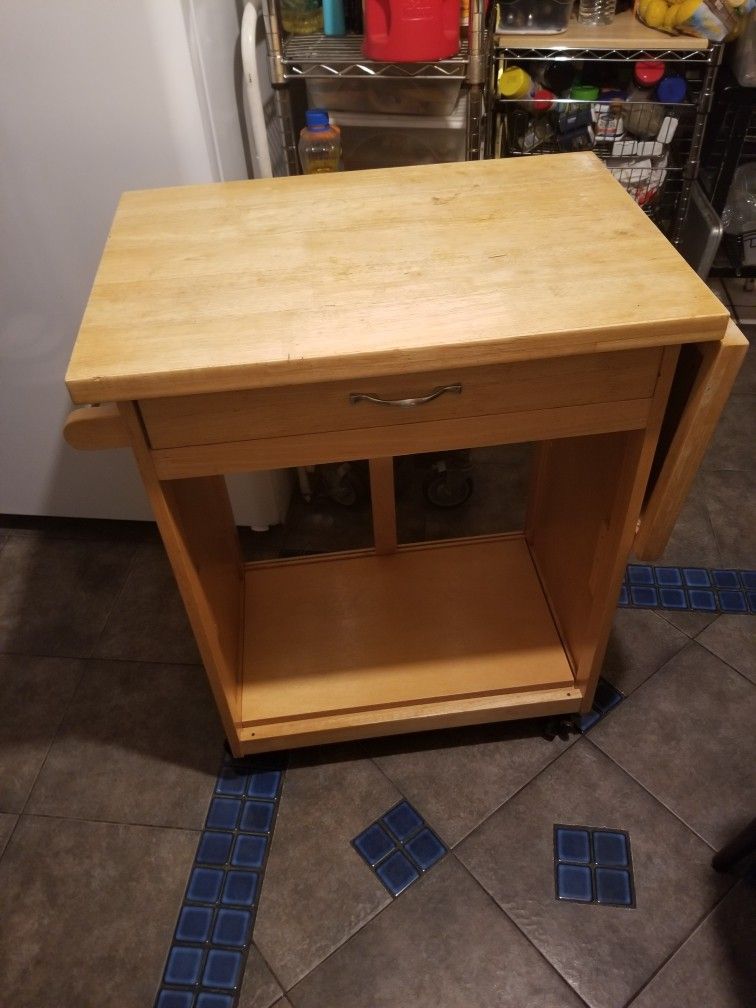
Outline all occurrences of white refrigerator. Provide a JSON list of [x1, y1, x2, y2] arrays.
[[0, 0, 290, 527]]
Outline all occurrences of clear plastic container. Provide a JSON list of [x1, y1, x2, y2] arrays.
[[281, 0, 323, 34], [305, 77, 463, 116], [298, 109, 342, 174], [577, 0, 616, 26], [496, 0, 574, 34]]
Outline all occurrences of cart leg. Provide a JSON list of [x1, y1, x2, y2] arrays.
[[369, 457, 397, 555]]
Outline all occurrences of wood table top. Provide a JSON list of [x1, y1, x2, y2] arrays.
[[66, 153, 727, 403]]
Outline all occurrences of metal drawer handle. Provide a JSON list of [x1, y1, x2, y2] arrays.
[[349, 383, 462, 408]]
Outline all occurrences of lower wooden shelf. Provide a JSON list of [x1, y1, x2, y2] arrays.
[[235, 534, 581, 752]]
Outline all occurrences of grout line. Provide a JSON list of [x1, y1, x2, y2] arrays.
[[87, 540, 143, 660], [0, 647, 205, 669], [11, 808, 206, 835]]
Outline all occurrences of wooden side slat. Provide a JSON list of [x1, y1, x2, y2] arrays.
[[369, 458, 397, 555], [635, 321, 749, 561]]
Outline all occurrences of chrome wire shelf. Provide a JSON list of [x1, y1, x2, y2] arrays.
[[495, 45, 715, 63], [282, 34, 469, 80]]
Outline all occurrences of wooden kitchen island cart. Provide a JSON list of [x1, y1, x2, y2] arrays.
[[64, 154, 746, 755]]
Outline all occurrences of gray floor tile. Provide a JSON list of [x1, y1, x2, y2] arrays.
[[239, 944, 285, 1008], [655, 476, 721, 568], [696, 615, 756, 684], [0, 654, 84, 812], [253, 748, 400, 990], [700, 469, 756, 569], [26, 659, 223, 829], [657, 610, 718, 637], [0, 813, 17, 858], [702, 394, 755, 473], [602, 610, 689, 696], [0, 535, 136, 657], [629, 880, 756, 1008], [272, 1000, 293, 1008], [0, 814, 197, 1008], [373, 721, 574, 848], [290, 855, 583, 1008], [94, 543, 200, 665], [457, 741, 728, 1008], [732, 336, 755, 396], [591, 643, 756, 848]]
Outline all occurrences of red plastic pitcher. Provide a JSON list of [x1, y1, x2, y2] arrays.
[[363, 0, 460, 62]]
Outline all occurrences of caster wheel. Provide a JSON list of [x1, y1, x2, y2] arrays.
[[423, 472, 473, 508]]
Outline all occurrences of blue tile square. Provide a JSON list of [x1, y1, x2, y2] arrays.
[[741, 570, 756, 590], [592, 830, 629, 867], [630, 585, 658, 608], [595, 867, 633, 906], [231, 834, 267, 869], [659, 587, 688, 610], [593, 678, 623, 715], [212, 908, 253, 948], [376, 850, 420, 896], [556, 827, 591, 864], [405, 828, 446, 871], [748, 591, 756, 613], [381, 801, 424, 842], [221, 870, 259, 907], [688, 589, 717, 612], [627, 564, 654, 585], [239, 800, 275, 834], [164, 945, 204, 985], [196, 831, 233, 866], [202, 949, 243, 990], [556, 863, 593, 902], [196, 994, 235, 1008], [186, 867, 224, 904], [654, 566, 682, 587], [618, 584, 629, 607], [175, 905, 214, 943], [353, 822, 396, 867], [246, 770, 282, 800], [206, 798, 242, 831], [712, 569, 740, 590], [579, 709, 601, 733], [157, 991, 195, 1008], [719, 590, 747, 614], [215, 766, 247, 797], [683, 567, 710, 588]]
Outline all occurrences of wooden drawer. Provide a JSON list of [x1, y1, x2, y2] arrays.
[[139, 347, 663, 450]]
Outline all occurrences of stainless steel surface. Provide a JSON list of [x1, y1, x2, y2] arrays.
[[349, 385, 463, 408]]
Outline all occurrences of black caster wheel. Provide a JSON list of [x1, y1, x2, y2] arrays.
[[423, 471, 473, 509]]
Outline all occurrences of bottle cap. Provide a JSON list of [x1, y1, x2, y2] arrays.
[[635, 61, 665, 87], [305, 108, 330, 131], [569, 84, 600, 101], [498, 67, 532, 99], [533, 89, 555, 112], [656, 76, 687, 104]]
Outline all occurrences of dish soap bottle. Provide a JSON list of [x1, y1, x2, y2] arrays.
[[298, 109, 342, 175]]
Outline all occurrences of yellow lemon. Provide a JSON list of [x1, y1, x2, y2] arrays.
[[644, 0, 670, 27], [674, 0, 701, 22]]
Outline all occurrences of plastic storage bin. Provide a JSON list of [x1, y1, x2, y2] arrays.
[[305, 77, 464, 117], [496, 0, 574, 33], [331, 97, 466, 170]]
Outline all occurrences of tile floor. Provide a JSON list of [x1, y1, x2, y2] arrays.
[[0, 329, 754, 1008]]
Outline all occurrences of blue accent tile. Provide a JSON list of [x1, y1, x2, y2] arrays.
[[215, 767, 247, 797], [206, 798, 242, 831], [157, 992, 195, 1008], [175, 905, 214, 943], [376, 850, 420, 896], [689, 589, 717, 612], [712, 569, 740, 590], [164, 945, 204, 985], [630, 585, 658, 608], [212, 908, 253, 948], [659, 587, 688, 610], [196, 831, 234, 866], [592, 831, 629, 867], [353, 822, 396, 867], [655, 566, 682, 587], [202, 949, 243, 990], [381, 801, 424, 842], [221, 870, 259, 907], [593, 678, 623, 714], [239, 800, 274, 834], [627, 564, 654, 585], [556, 827, 591, 864], [405, 828, 446, 871], [579, 710, 601, 733], [196, 994, 235, 1008], [246, 770, 282, 800], [595, 867, 633, 906], [556, 863, 593, 902], [719, 590, 747, 614], [683, 567, 710, 588], [186, 867, 224, 904], [748, 591, 756, 613], [231, 834, 267, 869], [741, 570, 756, 590], [618, 584, 629, 607]]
